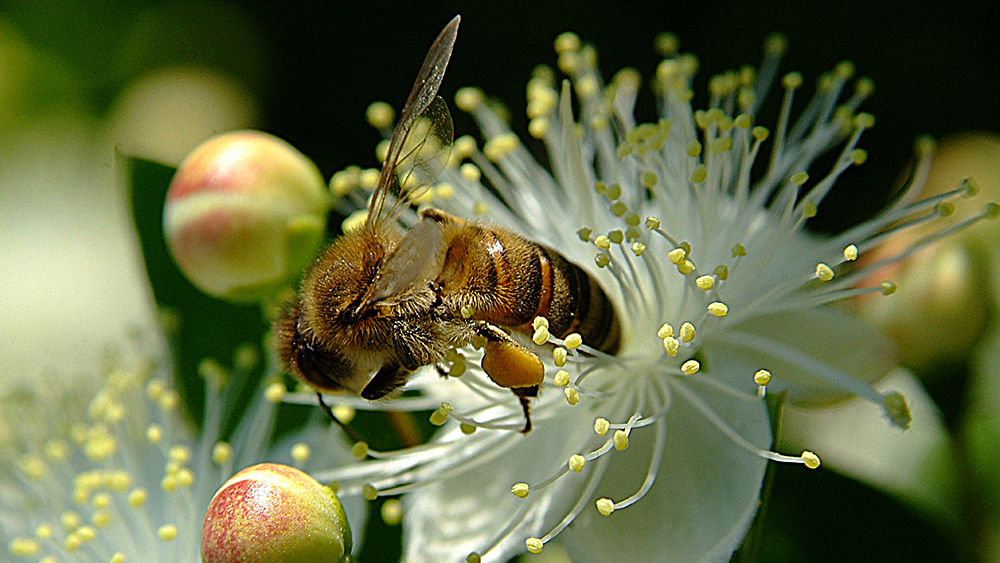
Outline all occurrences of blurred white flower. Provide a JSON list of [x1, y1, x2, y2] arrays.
[[290, 32, 995, 563], [0, 336, 364, 562]]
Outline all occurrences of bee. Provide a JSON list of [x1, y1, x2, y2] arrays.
[[276, 15, 620, 433]]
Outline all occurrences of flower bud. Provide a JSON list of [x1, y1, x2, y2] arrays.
[[855, 133, 999, 372], [164, 131, 330, 302], [202, 463, 351, 563]]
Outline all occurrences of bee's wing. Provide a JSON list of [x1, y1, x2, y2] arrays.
[[365, 217, 446, 305], [368, 16, 459, 227]]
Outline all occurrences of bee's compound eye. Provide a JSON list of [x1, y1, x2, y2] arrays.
[[293, 338, 352, 393]]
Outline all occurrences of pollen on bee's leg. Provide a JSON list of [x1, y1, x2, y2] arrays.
[[481, 339, 545, 389]]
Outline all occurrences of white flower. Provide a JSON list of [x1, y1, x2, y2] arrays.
[[299, 32, 996, 563], [0, 335, 364, 562]]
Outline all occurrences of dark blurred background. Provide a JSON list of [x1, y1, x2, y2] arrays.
[[2, 0, 996, 561]]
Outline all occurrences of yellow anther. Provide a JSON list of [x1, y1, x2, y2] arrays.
[[157, 525, 178, 541], [366, 101, 395, 129], [290, 442, 310, 464], [454, 87, 485, 112], [686, 140, 702, 157], [92, 510, 111, 528], [854, 112, 875, 130], [844, 244, 859, 261], [691, 164, 708, 184], [460, 305, 475, 319], [341, 210, 368, 233], [553, 347, 568, 367], [362, 484, 379, 500], [532, 316, 549, 330], [607, 229, 624, 244], [381, 499, 403, 526], [645, 216, 661, 230], [127, 488, 147, 507], [782, 72, 803, 89], [9, 538, 40, 556], [850, 148, 868, 165], [883, 391, 913, 430], [110, 553, 126, 563], [351, 442, 369, 459], [594, 418, 610, 436], [525, 537, 544, 554], [169, 445, 191, 465], [631, 241, 647, 256], [708, 302, 729, 317], [668, 248, 686, 264], [679, 322, 696, 342], [460, 163, 482, 183], [613, 430, 629, 450], [754, 369, 772, 386], [657, 323, 674, 339], [801, 451, 821, 469], [146, 424, 163, 444], [460, 423, 477, 435], [61, 511, 82, 532], [511, 482, 530, 498], [815, 263, 835, 281], [483, 134, 519, 162], [564, 333, 583, 349], [662, 337, 679, 357], [752, 126, 770, 142], [577, 227, 592, 242], [596, 498, 616, 516], [734, 113, 753, 128], [880, 281, 898, 295], [678, 259, 695, 275], [87, 487, 106, 507], [565, 387, 580, 405], [429, 403, 453, 426], [177, 468, 195, 488], [323, 405, 351, 427], [76, 526, 96, 542], [695, 275, 715, 290], [449, 360, 466, 377], [528, 117, 548, 138], [594, 235, 612, 249], [569, 454, 586, 473], [532, 325, 551, 345], [554, 370, 570, 387], [680, 359, 701, 375], [35, 525, 53, 540], [264, 382, 286, 403]]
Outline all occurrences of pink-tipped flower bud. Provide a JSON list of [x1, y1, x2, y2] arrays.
[[164, 131, 330, 302], [202, 463, 352, 563]]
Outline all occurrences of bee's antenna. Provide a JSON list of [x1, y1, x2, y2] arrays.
[[316, 392, 366, 445]]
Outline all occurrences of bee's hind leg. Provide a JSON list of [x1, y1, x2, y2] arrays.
[[511, 385, 539, 433], [472, 322, 544, 433]]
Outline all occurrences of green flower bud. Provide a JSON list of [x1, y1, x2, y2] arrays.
[[202, 463, 352, 563], [164, 131, 330, 302]]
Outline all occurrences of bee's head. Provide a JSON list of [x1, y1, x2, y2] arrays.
[[275, 305, 353, 393]]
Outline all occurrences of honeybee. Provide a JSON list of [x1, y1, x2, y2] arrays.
[[276, 15, 620, 432]]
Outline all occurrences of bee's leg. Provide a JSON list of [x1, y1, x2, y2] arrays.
[[474, 323, 545, 389], [511, 385, 539, 433], [360, 363, 412, 400], [473, 322, 544, 433]]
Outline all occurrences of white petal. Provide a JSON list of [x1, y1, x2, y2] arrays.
[[560, 379, 770, 562], [711, 308, 897, 406], [401, 402, 598, 563], [780, 368, 961, 527]]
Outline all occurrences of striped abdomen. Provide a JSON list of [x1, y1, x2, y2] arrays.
[[435, 217, 621, 355]]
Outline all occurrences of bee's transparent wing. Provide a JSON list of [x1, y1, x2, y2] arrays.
[[368, 16, 459, 226], [384, 96, 453, 213], [364, 217, 445, 306]]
